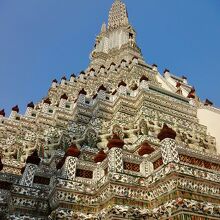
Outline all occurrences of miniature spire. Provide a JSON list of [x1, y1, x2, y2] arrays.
[[101, 22, 107, 33], [107, 133, 124, 149], [187, 87, 196, 99], [60, 93, 68, 100], [12, 105, 19, 113], [138, 142, 155, 156], [94, 149, 107, 163], [65, 144, 80, 158], [26, 150, 41, 166], [0, 109, 5, 117], [204, 99, 213, 106], [157, 124, 176, 141], [27, 101, 35, 109], [108, 0, 129, 30]]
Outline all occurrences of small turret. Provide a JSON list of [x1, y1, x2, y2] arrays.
[[0, 109, 5, 117], [101, 22, 107, 33], [97, 85, 107, 92], [12, 105, 19, 113], [52, 79, 58, 88], [43, 98, 52, 113], [27, 101, 34, 109], [10, 105, 20, 120], [89, 68, 95, 77], [132, 56, 138, 65], [182, 75, 188, 84], [70, 73, 76, 78], [157, 124, 176, 141], [56, 144, 80, 170], [65, 144, 80, 158], [99, 65, 105, 74], [163, 69, 171, 79], [78, 88, 87, 96], [204, 99, 213, 106], [43, 98, 51, 105], [107, 134, 124, 149], [25, 102, 35, 116], [26, 150, 41, 166], [61, 76, 67, 85], [59, 93, 69, 108], [94, 149, 107, 163], [140, 75, 149, 83], [152, 64, 158, 71], [70, 73, 76, 82], [118, 81, 127, 87], [188, 87, 196, 99], [60, 93, 68, 100], [138, 142, 155, 156]]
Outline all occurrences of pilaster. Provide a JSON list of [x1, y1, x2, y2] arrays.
[[61, 156, 77, 180], [20, 164, 38, 187], [160, 138, 179, 164], [108, 148, 123, 173]]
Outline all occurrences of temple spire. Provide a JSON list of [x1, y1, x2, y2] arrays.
[[108, 0, 129, 30], [89, 0, 140, 62]]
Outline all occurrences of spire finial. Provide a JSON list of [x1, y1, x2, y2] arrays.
[[108, 0, 129, 30]]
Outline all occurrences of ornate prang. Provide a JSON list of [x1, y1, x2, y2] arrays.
[[0, 0, 219, 219]]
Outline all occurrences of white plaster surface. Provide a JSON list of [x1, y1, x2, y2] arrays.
[[197, 108, 220, 153], [155, 74, 173, 92]]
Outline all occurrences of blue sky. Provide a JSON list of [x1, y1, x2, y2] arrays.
[[0, 0, 220, 114]]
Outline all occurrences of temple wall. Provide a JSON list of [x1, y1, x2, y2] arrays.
[[197, 107, 220, 153]]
